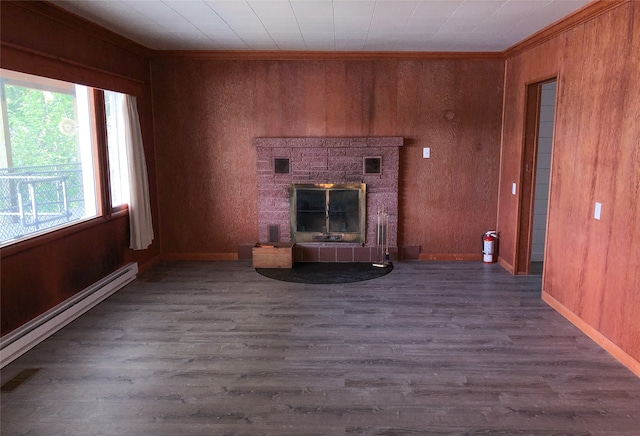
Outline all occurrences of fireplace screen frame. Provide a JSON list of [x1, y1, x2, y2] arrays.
[[290, 183, 366, 243]]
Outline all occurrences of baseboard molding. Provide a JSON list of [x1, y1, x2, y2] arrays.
[[137, 254, 161, 274], [497, 256, 514, 274], [419, 253, 482, 261], [0, 262, 138, 369], [162, 252, 239, 261], [542, 291, 640, 378]]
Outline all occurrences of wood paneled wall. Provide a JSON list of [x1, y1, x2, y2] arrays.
[[0, 1, 159, 335], [151, 58, 504, 257], [497, 1, 639, 366], [2, 0, 636, 376]]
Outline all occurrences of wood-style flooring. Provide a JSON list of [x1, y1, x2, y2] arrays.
[[2, 261, 639, 435]]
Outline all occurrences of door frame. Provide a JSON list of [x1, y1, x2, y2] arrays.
[[514, 77, 557, 275]]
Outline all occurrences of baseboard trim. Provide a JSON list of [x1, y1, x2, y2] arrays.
[[498, 256, 515, 274], [1, 262, 138, 368], [162, 252, 239, 261], [137, 254, 161, 274], [419, 253, 482, 261], [542, 291, 640, 378]]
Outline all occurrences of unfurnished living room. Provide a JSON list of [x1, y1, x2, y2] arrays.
[[1, 0, 638, 434]]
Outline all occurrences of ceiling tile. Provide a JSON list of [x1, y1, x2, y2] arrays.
[[290, 1, 334, 17], [205, 0, 254, 15], [411, 0, 463, 18], [404, 16, 449, 34], [50, 0, 592, 52], [332, 1, 376, 17], [123, 1, 191, 29], [297, 17, 333, 35], [451, 1, 506, 20], [334, 16, 372, 34], [260, 20, 300, 33]]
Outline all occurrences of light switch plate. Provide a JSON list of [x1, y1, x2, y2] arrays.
[[512, 183, 517, 195], [423, 147, 430, 159], [594, 202, 602, 220]]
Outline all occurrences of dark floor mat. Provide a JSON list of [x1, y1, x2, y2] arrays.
[[256, 262, 393, 284]]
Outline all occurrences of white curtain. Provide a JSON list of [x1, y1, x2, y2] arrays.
[[122, 94, 154, 250]]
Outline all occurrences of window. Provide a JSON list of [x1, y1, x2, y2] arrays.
[[0, 69, 98, 246], [104, 90, 129, 208], [0, 69, 136, 247]]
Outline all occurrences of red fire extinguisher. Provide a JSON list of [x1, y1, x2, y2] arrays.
[[482, 231, 498, 263]]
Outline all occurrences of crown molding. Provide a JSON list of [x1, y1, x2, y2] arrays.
[[503, 0, 629, 59], [151, 50, 503, 62]]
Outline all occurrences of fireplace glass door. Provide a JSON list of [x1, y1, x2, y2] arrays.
[[290, 183, 366, 243]]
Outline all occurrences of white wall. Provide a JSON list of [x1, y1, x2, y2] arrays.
[[531, 81, 556, 262]]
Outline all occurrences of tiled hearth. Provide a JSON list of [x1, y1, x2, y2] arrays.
[[254, 137, 403, 262]]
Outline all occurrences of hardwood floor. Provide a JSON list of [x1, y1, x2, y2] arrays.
[[2, 261, 639, 435]]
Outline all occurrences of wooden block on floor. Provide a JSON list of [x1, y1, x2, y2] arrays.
[[252, 243, 294, 268]]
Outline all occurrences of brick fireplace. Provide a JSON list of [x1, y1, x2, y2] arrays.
[[255, 137, 403, 262]]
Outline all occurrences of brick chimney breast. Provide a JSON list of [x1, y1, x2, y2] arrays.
[[255, 137, 403, 260]]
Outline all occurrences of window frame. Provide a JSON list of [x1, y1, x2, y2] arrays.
[[102, 90, 131, 212], [0, 69, 129, 252]]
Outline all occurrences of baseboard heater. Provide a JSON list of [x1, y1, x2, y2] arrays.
[[0, 262, 138, 369]]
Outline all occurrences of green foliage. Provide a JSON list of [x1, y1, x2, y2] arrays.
[[5, 84, 78, 168]]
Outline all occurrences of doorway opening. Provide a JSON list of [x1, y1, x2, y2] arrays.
[[515, 79, 557, 275]]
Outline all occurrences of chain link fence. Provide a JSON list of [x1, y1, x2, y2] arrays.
[[0, 163, 86, 244]]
